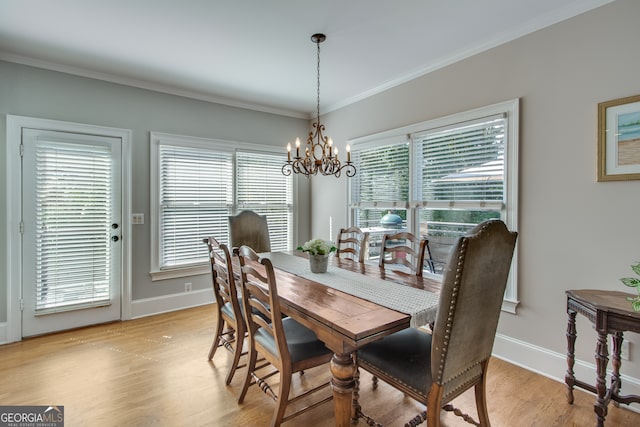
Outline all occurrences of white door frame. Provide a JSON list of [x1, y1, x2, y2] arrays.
[[5, 115, 132, 343]]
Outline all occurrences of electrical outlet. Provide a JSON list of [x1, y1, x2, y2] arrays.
[[185, 282, 192, 292], [621, 341, 630, 361]]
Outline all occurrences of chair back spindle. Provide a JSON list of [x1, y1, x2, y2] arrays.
[[336, 226, 370, 262], [379, 231, 432, 276]]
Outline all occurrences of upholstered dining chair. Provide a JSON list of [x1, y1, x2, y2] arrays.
[[378, 231, 434, 276], [203, 236, 246, 385], [236, 245, 333, 427], [336, 226, 370, 263], [228, 210, 271, 253], [354, 219, 517, 426]]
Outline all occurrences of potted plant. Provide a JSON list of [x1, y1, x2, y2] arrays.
[[620, 261, 640, 311], [297, 238, 336, 273]]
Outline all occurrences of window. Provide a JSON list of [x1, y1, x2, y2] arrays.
[[150, 133, 294, 280], [349, 99, 519, 312], [236, 152, 293, 251]]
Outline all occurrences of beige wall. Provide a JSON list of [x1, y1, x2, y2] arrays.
[[312, 0, 640, 381]]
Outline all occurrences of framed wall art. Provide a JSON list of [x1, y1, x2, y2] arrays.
[[598, 94, 640, 181]]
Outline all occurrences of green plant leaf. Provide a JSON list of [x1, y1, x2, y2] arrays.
[[632, 262, 640, 276], [632, 300, 640, 312], [621, 277, 640, 288]]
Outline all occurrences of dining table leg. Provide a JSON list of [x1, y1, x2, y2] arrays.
[[330, 352, 357, 427]]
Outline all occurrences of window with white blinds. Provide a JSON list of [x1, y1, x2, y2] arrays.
[[236, 151, 293, 251], [159, 145, 233, 269], [349, 100, 519, 311], [35, 141, 112, 312], [151, 133, 294, 278]]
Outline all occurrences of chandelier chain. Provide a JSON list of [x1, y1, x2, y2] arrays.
[[316, 38, 321, 123]]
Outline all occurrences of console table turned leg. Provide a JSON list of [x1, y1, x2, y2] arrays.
[[610, 331, 623, 407], [595, 331, 609, 427], [565, 308, 577, 404]]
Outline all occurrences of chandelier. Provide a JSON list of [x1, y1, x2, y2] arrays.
[[282, 34, 356, 178]]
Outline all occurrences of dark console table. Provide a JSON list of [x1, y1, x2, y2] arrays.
[[565, 289, 640, 426]]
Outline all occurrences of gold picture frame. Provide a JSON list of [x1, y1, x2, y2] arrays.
[[598, 94, 640, 181]]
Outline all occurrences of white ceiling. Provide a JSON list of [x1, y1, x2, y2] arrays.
[[0, 0, 613, 118]]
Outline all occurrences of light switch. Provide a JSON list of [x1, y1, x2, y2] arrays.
[[132, 213, 144, 225]]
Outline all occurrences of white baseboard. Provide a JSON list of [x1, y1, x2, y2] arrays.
[[129, 288, 214, 319], [493, 333, 640, 413], [0, 322, 8, 345]]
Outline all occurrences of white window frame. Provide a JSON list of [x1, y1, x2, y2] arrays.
[[348, 99, 519, 313], [150, 132, 295, 281]]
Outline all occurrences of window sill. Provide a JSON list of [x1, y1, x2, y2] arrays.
[[150, 265, 209, 281]]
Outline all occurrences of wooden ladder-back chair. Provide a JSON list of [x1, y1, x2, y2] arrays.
[[336, 226, 370, 263], [355, 219, 517, 426], [379, 231, 434, 276], [236, 246, 333, 426], [203, 236, 246, 385], [229, 210, 271, 253]]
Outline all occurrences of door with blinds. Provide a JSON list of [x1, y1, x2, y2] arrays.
[[21, 128, 122, 337]]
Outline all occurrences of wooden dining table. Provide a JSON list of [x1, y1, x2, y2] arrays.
[[261, 252, 442, 427]]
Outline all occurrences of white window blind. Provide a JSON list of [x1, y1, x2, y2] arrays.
[[159, 145, 233, 269], [35, 141, 112, 312], [236, 151, 293, 251], [414, 115, 505, 207], [351, 140, 409, 206]]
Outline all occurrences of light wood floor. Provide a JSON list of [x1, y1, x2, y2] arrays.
[[1, 305, 639, 426]]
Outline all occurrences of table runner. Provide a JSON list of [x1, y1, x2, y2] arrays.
[[263, 252, 439, 327]]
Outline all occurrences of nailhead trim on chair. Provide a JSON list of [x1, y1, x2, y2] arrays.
[[436, 236, 468, 382]]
